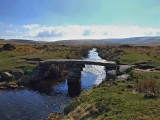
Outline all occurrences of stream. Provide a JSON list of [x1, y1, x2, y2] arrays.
[[0, 48, 106, 120]]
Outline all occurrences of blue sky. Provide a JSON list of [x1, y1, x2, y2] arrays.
[[1, 0, 160, 40]]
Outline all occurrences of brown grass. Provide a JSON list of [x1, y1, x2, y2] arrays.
[[136, 79, 160, 95]]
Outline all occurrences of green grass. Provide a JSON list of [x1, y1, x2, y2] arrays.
[[1, 43, 160, 119], [0, 43, 90, 72], [62, 78, 160, 120], [46, 70, 160, 120], [97, 46, 160, 69], [45, 45, 160, 120], [119, 47, 160, 69], [119, 52, 149, 64], [132, 71, 160, 80]]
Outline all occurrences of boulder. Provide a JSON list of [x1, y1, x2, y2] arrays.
[[0, 86, 7, 90], [0, 76, 2, 82], [106, 70, 116, 80], [13, 71, 24, 80], [0, 72, 13, 81], [8, 84, 18, 89], [144, 92, 157, 99], [117, 74, 130, 81], [108, 80, 118, 86], [118, 65, 132, 75]]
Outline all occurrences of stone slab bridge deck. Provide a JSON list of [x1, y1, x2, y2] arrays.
[[37, 59, 118, 83], [39, 59, 117, 68]]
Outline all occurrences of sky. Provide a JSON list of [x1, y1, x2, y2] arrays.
[[1, 0, 160, 41]]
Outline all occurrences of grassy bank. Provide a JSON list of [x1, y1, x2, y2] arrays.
[[0, 42, 91, 89], [97, 46, 160, 69], [47, 45, 160, 120], [0, 42, 90, 72], [47, 70, 160, 120]]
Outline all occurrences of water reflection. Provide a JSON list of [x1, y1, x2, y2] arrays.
[[83, 48, 106, 86], [29, 81, 53, 95], [67, 79, 81, 97], [29, 77, 82, 98], [28, 76, 68, 96]]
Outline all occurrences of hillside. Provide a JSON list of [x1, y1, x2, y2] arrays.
[[0, 36, 160, 46], [53, 36, 160, 46]]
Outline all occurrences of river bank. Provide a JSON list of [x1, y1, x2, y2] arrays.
[[47, 45, 160, 120], [48, 71, 160, 120], [97, 45, 160, 69], [1, 44, 160, 120], [0, 42, 91, 90], [0, 48, 108, 120]]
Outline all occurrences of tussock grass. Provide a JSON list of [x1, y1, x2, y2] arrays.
[[62, 81, 160, 120], [136, 79, 160, 95], [0, 42, 90, 72], [97, 46, 160, 69]]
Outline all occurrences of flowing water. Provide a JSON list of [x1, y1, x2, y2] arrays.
[[0, 48, 106, 120]]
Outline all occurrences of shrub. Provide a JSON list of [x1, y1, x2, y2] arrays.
[[136, 79, 160, 97], [2, 44, 16, 51]]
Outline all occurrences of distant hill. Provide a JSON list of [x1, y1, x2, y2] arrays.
[[0, 36, 160, 46], [53, 36, 160, 46], [0, 39, 46, 44]]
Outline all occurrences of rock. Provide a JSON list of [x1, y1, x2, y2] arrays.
[[13, 71, 24, 80], [0, 86, 7, 90], [8, 83, 18, 89], [108, 80, 118, 86], [115, 59, 120, 64], [106, 70, 116, 80], [37, 64, 65, 80], [0, 72, 13, 81], [0, 76, 2, 82], [118, 65, 132, 75], [144, 92, 157, 99], [138, 65, 155, 69], [155, 68, 160, 71], [117, 74, 130, 81], [134, 61, 155, 70], [19, 85, 24, 89]]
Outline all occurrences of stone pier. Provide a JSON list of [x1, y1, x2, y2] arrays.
[[105, 66, 118, 80], [67, 64, 84, 83], [67, 64, 85, 97]]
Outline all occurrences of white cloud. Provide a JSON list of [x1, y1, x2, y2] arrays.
[[6, 30, 17, 34], [23, 24, 40, 30], [23, 24, 160, 41]]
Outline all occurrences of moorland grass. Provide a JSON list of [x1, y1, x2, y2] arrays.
[[46, 45, 160, 120], [97, 46, 160, 69], [62, 78, 160, 120], [0, 42, 90, 72]]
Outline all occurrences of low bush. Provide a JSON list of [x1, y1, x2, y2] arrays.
[[2, 44, 16, 51], [136, 79, 160, 98]]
